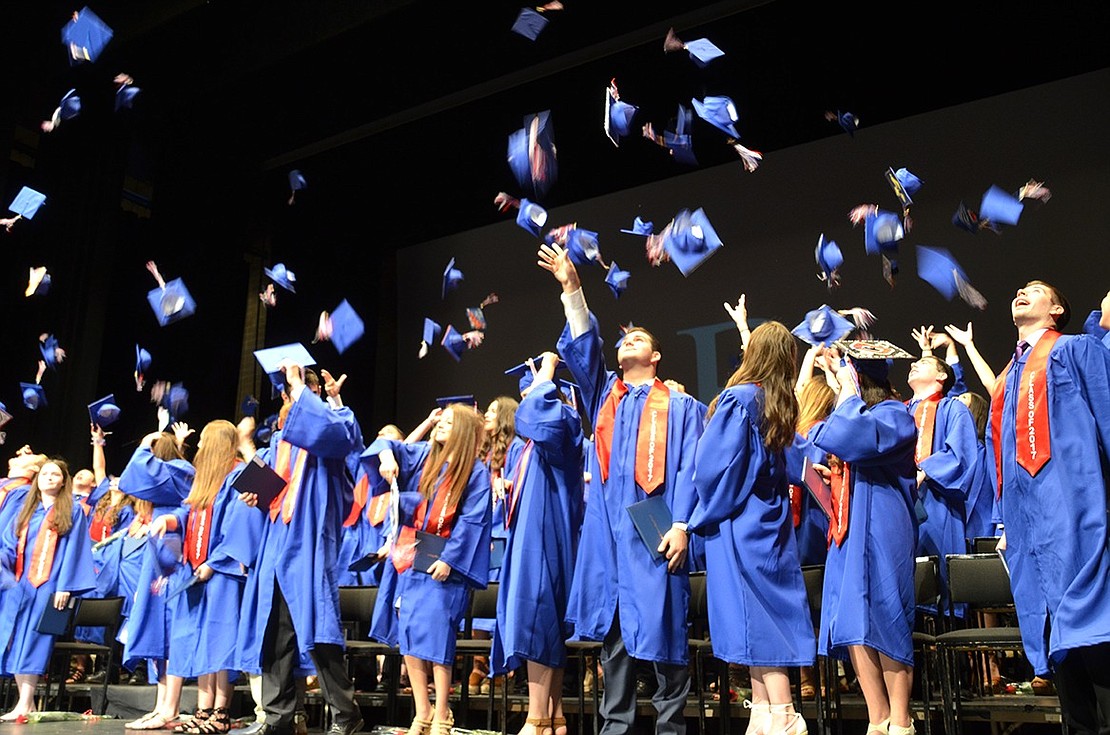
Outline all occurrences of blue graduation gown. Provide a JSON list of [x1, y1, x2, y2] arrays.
[[689, 384, 817, 667], [810, 396, 918, 665], [477, 436, 525, 635], [75, 504, 137, 644], [0, 502, 96, 675], [989, 334, 1110, 674], [0, 480, 32, 611], [558, 313, 702, 665], [119, 447, 195, 507], [491, 381, 584, 674], [236, 394, 363, 675], [360, 440, 492, 665], [963, 441, 997, 542], [784, 428, 832, 567]]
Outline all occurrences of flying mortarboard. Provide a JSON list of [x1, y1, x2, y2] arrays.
[[146, 278, 196, 326], [605, 262, 631, 299], [886, 167, 923, 209], [287, 170, 307, 205], [115, 83, 140, 112], [43, 89, 82, 132], [325, 299, 365, 355], [951, 201, 980, 234], [863, 209, 905, 256], [0, 402, 11, 441], [253, 343, 317, 392], [614, 322, 637, 349], [691, 96, 740, 138], [915, 245, 987, 310], [88, 394, 121, 427], [419, 318, 442, 359], [25, 267, 51, 297], [436, 395, 476, 410], [255, 414, 279, 445], [9, 187, 47, 220], [604, 80, 638, 147], [510, 2, 561, 41], [662, 207, 722, 276], [978, 185, 1023, 227], [825, 110, 860, 136], [516, 198, 547, 236], [815, 234, 843, 289], [663, 27, 725, 67], [264, 263, 297, 293], [467, 307, 487, 331], [163, 384, 189, 419], [21, 383, 47, 411], [565, 228, 604, 268], [792, 305, 855, 346], [441, 325, 467, 362], [442, 258, 464, 299], [134, 344, 151, 390], [61, 7, 113, 65], [620, 217, 653, 236], [39, 334, 65, 370]]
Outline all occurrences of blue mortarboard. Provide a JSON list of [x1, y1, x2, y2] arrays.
[[253, 343, 317, 391], [58, 89, 82, 121], [21, 383, 47, 411], [621, 217, 653, 236], [441, 325, 467, 361], [915, 245, 987, 309], [515, 198, 547, 237], [691, 96, 739, 138], [979, 185, 1023, 227], [146, 278, 196, 327], [836, 111, 859, 136], [1084, 311, 1109, 341], [864, 209, 904, 255], [792, 305, 855, 346], [135, 344, 152, 375], [62, 7, 113, 65], [663, 207, 722, 276], [25, 267, 51, 297], [886, 167, 923, 208], [508, 111, 558, 199], [604, 86, 638, 147], [39, 334, 64, 369], [88, 394, 121, 427], [605, 262, 631, 299], [664, 131, 697, 165], [558, 379, 579, 412], [423, 318, 442, 346], [0, 401, 11, 427], [665, 28, 725, 67], [327, 299, 365, 355], [289, 170, 307, 193], [115, 84, 140, 112], [565, 228, 603, 267], [614, 322, 637, 349], [951, 201, 980, 234], [255, 414, 279, 445], [436, 395, 476, 410], [507, 128, 530, 193], [9, 187, 47, 220], [241, 394, 260, 417], [815, 234, 844, 288], [153, 533, 183, 575], [511, 7, 548, 41], [442, 258, 464, 299], [163, 384, 189, 419], [505, 355, 567, 394], [264, 263, 297, 293]]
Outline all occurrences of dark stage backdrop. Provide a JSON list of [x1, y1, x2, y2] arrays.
[[393, 69, 1110, 433]]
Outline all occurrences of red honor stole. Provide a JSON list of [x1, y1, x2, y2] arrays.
[[912, 392, 944, 464], [16, 507, 59, 588], [594, 378, 670, 494], [504, 440, 535, 529], [789, 421, 822, 529], [393, 475, 460, 573], [828, 461, 850, 547], [366, 492, 390, 526], [990, 330, 1060, 497], [343, 473, 371, 527], [269, 440, 308, 523], [184, 505, 214, 567]]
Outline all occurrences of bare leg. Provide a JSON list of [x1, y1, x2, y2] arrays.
[[524, 661, 554, 733], [196, 672, 216, 710], [849, 646, 891, 727], [550, 666, 566, 735], [879, 654, 913, 728], [752, 666, 800, 733], [1, 674, 40, 719], [405, 656, 433, 722], [431, 663, 453, 724], [746, 669, 771, 735], [161, 674, 185, 719], [215, 671, 234, 710]]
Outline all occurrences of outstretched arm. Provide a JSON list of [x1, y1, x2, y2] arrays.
[[945, 322, 997, 394], [537, 242, 588, 338]]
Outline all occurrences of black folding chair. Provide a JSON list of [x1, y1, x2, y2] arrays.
[[800, 565, 828, 735], [47, 596, 125, 714], [912, 556, 942, 735], [337, 586, 403, 725], [454, 582, 506, 733]]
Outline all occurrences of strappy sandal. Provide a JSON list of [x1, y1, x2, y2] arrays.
[[173, 708, 210, 733], [191, 707, 231, 734], [551, 716, 567, 735], [405, 717, 433, 735], [126, 712, 160, 729], [522, 718, 551, 735], [133, 713, 176, 730], [431, 710, 454, 735]]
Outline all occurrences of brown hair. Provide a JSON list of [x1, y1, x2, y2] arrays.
[[796, 376, 835, 436], [183, 421, 240, 511], [152, 433, 186, 462], [860, 371, 897, 407], [707, 322, 799, 452], [418, 404, 485, 510], [93, 485, 137, 530], [960, 392, 989, 441], [624, 327, 661, 355], [1025, 280, 1072, 331], [15, 458, 75, 537], [479, 396, 519, 474], [920, 356, 956, 395]]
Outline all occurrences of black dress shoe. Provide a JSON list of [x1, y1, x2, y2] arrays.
[[86, 669, 109, 684], [326, 717, 364, 735]]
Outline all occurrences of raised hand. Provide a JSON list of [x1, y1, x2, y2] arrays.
[[944, 322, 974, 347], [537, 243, 580, 292]]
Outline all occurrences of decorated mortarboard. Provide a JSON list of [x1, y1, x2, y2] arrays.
[[886, 167, 923, 209], [264, 262, 297, 293], [21, 382, 47, 411], [442, 258, 464, 299], [978, 185, 1023, 227], [419, 318, 442, 359], [253, 343, 317, 391], [691, 96, 739, 138], [510, 2, 562, 41], [145, 262, 196, 327], [287, 170, 307, 205], [834, 338, 914, 382], [8, 187, 47, 220], [605, 262, 631, 299], [792, 305, 855, 346], [951, 201, 981, 234], [134, 344, 151, 391], [436, 395, 476, 410], [604, 79, 638, 147], [62, 7, 113, 65], [441, 325, 467, 362], [915, 245, 987, 310], [39, 333, 66, 370], [662, 207, 722, 276], [621, 217, 653, 236], [88, 394, 121, 427], [663, 27, 725, 67], [815, 234, 843, 289], [466, 294, 499, 331], [25, 267, 51, 297]]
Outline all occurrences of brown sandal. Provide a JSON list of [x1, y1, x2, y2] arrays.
[[190, 707, 231, 734], [173, 708, 210, 734]]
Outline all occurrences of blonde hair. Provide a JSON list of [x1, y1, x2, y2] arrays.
[[418, 404, 485, 509], [796, 376, 835, 437], [183, 420, 240, 510]]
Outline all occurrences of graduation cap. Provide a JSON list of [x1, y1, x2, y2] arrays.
[[979, 185, 1023, 227], [692, 96, 740, 138], [604, 80, 638, 147], [25, 267, 51, 297], [863, 209, 905, 256], [915, 245, 987, 310], [42, 89, 81, 132], [253, 343, 317, 392], [663, 27, 725, 67], [21, 382, 46, 411], [664, 104, 698, 166], [255, 413, 279, 445], [241, 394, 260, 417], [39, 334, 65, 370], [510, 2, 561, 41], [792, 305, 855, 346], [516, 198, 547, 236], [441, 325, 467, 362], [565, 228, 605, 268], [504, 354, 567, 394], [606, 262, 631, 298], [8, 187, 47, 220], [662, 208, 722, 276], [145, 262, 195, 327], [419, 318, 442, 359], [88, 394, 121, 427], [115, 77, 140, 111], [621, 217, 653, 236], [0, 402, 12, 441], [886, 167, 923, 209], [442, 258, 464, 299], [951, 201, 981, 234], [825, 110, 859, 137], [62, 7, 113, 65], [467, 307, 487, 331], [507, 110, 558, 199], [317, 299, 365, 355], [436, 395, 476, 410], [161, 383, 189, 419], [287, 170, 307, 205], [815, 234, 843, 289], [264, 263, 297, 293], [134, 344, 151, 391], [614, 321, 637, 349]]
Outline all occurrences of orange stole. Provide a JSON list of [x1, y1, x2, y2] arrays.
[[16, 506, 59, 588], [505, 440, 535, 529], [912, 392, 943, 464], [269, 440, 307, 523], [594, 378, 670, 493], [828, 461, 850, 547]]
